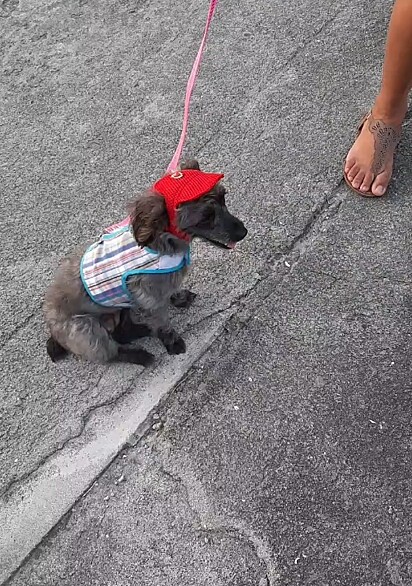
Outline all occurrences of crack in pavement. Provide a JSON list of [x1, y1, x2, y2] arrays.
[[273, 4, 344, 75], [2, 374, 143, 500], [276, 179, 344, 258], [184, 289, 260, 332], [188, 179, 345, 333], [158, 464, 280, 585]]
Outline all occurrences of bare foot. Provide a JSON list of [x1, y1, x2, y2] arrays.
[[344, 102, 405, 196]]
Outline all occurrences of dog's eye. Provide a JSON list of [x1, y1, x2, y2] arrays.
[[214, 186, 226, 205], [216, 192, 225, 205]]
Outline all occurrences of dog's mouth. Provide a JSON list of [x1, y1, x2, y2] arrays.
[[202, 237, 237, 250]]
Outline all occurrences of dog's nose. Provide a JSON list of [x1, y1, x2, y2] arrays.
[[234, 222, 248, 242], [225, 211, 248, 242]]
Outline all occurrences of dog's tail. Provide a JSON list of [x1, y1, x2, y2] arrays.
[[46, 337, 68, 362]]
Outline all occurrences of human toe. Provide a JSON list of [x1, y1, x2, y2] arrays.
[[359, 171, 374, 193], [351, 170, 366, 190], [371, 170, 391, 196]]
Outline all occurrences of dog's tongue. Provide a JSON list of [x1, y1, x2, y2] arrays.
[[227, 242, 236, 249]]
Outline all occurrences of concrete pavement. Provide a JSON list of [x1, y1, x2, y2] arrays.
[[1, 0, 411, 584]]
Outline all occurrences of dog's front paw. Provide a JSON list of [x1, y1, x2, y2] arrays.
[[170, 290, 197, 309], [158, 328, 186, 355]]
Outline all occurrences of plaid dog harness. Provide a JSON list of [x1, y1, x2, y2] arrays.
[[80, 225, 190, 308]]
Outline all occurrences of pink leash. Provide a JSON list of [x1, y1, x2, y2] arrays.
[[166, 0, 219, 173], [105, 0, 219, 233]]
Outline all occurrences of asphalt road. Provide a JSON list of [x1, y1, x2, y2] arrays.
[[1, 0, 411, 584]]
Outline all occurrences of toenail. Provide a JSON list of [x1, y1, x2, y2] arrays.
[[375, 185, 385, 196], [360, 186, 368, 192]]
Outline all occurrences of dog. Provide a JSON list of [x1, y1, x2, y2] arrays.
[[43, 160, 247, 366]]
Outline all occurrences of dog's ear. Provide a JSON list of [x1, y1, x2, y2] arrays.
[[180, 159, 200, 171], [129, 192, 168, 246]]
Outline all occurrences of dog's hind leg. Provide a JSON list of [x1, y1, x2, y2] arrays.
[[46, 337, 68, 362], [50, 315, 153, 366]]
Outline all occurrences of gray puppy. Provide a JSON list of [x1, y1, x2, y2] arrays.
[[43, 160, 247, 366]]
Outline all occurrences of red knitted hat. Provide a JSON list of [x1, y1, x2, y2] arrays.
[[153, 169, 224, 240]]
